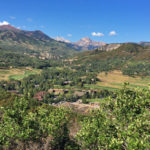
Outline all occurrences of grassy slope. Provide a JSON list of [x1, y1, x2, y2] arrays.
[[0, 68, 41, 81], [83, 70, 149, 94], [97, 70, 149, 89]]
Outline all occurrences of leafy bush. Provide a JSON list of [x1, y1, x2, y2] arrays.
[[0, 96, 76, 149], [76, 86, 150, 150]]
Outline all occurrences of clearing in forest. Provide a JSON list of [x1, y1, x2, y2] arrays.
[[0, 68, 41, 81]]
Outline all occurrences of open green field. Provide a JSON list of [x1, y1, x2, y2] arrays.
[[0, 68, 41, 81], [84, 70, 150, 90], [96, 70, 150, 89]]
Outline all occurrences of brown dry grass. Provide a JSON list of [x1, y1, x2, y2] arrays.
[[97, 70, 149, 88]]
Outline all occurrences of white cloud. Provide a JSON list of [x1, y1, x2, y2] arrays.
[[109, 31, 117, 36], [0, 21, 9, 26], [10, 16, 16, 20], [55, 36, 71, 43], [91, 32, 104, 37], [67, 33, 72, 37]]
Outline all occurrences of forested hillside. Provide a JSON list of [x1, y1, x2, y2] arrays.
[[0, 48, 53, 68], [0, 25, 77, 59], [71, 43, 150, 76]]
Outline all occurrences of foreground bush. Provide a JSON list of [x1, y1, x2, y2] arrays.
[[76, 86, 150, 150], [0, 86, 149, 150], [0, 96, 80, 149]]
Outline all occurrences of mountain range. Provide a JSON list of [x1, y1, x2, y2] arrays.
[[0, 25, 77, 59], [0, 24, 150, 60], [55, 37, 106, 51]]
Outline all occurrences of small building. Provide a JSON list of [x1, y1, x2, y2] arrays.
[[34, 91, 47, 101]]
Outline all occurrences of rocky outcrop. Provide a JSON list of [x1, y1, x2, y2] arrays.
[[98, 43, 122, 51]]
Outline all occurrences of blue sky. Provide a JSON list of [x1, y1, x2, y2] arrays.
[[0, 0, 150, 43]]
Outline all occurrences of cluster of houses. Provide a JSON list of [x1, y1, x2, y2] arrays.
[[33, 88, 100, 108]]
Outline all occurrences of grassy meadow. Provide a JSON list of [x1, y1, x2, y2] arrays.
[[84, 70, 150, 90], [97, 70, 149, 89], [0, 68, 41, 81]]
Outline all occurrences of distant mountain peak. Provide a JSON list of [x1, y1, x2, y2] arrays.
[[55, 36, 71, 43], [74, 37, 106, 50], [0, 25, 52, 41], [55, 36, 106, 51], [25, 30, 52, 41], [0, 24, 19, 31], [0, 25, 77, 58], [34, 30, 45, 34], [80, 37, 92, 42]]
